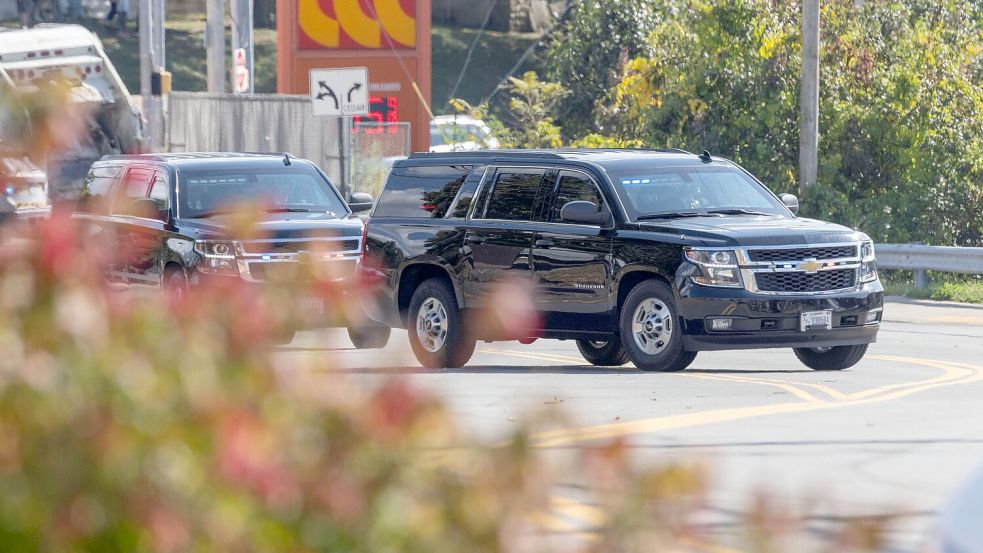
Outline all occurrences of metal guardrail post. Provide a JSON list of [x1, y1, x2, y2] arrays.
[[913, 269, 929, 289]]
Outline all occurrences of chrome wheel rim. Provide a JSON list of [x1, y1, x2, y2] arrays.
[[811, 346, 833, 353], [588, 341, 608, 349], [631, 298, 673, 355], [416, 297, 448, 353]]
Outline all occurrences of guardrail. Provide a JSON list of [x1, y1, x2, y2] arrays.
[[877, 244, 983, 288]]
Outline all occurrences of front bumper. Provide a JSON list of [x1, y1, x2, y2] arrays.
[[678, 280, 883, 352]]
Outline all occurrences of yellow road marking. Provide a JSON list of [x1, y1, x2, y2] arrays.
[[681, 373, 827, 403], [475, 347, 983, 447]]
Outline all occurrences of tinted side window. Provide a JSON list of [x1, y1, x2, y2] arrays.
[[483, 170, 546, 221], [76, 165, 121, 214], [552, 172, 606, 222], [112, 167, 155, 215], [374, 165, 471, 218], [447, 165, 486, 218], [149, 171, 170, 212]]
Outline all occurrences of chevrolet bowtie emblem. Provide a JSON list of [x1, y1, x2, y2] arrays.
[[799, 258, 824, 273]]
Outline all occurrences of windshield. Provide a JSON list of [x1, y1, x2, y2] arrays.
[[607, 164, 789, 220], [178, 165, 347, 218]]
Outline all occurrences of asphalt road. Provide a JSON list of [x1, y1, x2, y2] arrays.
[[275, 297, 983, 551]]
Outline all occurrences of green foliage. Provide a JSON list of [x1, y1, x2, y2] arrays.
[[600, 0, 983, 245], [452, 72, 567, 149], [545, 0, 660, 136]]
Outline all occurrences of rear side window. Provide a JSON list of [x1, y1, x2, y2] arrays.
[[482, 170, 546, 221], [76, 164, 122, 214], [374, 165, 471, 218]]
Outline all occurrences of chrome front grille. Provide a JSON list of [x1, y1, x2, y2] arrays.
[[747, 245, 857, 262], [241, 239, 360, 254], [737, 242, 862, 295], [755, 268, 857, 293], [234, 236, 361, 282]]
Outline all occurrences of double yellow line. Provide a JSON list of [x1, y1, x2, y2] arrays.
[[478, 349, 983, 448]]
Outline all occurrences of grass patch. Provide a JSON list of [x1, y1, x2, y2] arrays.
[[881, 271, 983, 304]]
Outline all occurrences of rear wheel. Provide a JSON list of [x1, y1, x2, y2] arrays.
[[408, 278, 475, 369], [619, 280, 697, 372], [793, 344, 868, 371], [576, 338, 629, 366], [348, 323, 391, 349]]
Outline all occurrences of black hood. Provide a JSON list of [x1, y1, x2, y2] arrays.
[[176, 211, 364, 240], [637, 215, 863, 247]]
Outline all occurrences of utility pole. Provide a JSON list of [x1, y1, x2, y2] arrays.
[[206, 0, 225, 93], [139, 0, 165, 151], [799, 0, 820, 195], [231, 0, 255, 94]]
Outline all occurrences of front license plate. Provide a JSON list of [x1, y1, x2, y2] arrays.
[[800, 310, 832, 332]]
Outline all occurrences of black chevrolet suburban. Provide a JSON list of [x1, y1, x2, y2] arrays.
[[72, 152, 389, 347], [359, 149, 883, 371]]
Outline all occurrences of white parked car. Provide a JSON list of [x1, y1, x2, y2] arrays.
[[429, 115, 500, 152]]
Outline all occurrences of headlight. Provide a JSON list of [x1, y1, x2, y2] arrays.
[[194, 240, 238, 275], [859, 240, 877, 283], [685, 249, 743, 288]]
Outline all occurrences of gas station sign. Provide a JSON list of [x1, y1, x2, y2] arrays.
[[278, 0, 431, 150]]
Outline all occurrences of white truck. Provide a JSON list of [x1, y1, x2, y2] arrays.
[[0, 24, 143, 205]]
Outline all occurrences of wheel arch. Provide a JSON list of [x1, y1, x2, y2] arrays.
[[396, 262, 461, 326], [615, 268, 674, 316]]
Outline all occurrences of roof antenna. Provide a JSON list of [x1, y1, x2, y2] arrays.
[[699, 150, 712, 163], [282, 152, 291, 166]]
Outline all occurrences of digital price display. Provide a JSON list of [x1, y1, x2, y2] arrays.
[[353, 96, 400, 133]]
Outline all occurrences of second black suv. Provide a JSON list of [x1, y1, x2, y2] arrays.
[[360, 149, 883, 371], [72, 152, 389, 347]]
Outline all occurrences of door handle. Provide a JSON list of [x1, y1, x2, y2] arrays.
[[534, 239, 554, 248]]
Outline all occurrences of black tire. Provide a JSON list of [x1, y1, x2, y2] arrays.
[[619, 280, 697, 372], [347, 323, 391, 349], [407, 278, 476, 368], [793, 344, 868, 371], [162, 266, 188, 304], [576, 338, 630, 366]]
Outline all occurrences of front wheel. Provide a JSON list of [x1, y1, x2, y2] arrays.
[[348, 324, 391, 349], [407, 278, 476, 369], [793, 344, 868, 371], [576, 338, 629, 366], [619, 280, 696, 372]]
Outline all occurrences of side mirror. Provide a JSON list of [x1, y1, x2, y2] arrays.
[[349, 192, 374, 214], [129, 198, 166, 220], [780, 193, 799, 215], [560, 200, 612, 226]]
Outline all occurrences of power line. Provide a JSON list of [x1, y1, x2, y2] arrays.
[[444, 0, 500, 112], [479, 1, 573, 107]]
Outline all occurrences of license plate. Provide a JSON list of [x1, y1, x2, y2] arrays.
[[800, 310, 832, 332], [300, 297, 324, 315]]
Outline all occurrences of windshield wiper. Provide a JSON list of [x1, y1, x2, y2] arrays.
[[636, 211, 719, 220], [705, 208, 772, 216], [188, 209, 235, 219], [261, 207, 325, 214]]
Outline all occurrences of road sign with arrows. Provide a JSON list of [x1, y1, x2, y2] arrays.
[[309, 67, 369, 117]]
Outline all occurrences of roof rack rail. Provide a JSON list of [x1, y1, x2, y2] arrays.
[[408, 150, 566, 160]]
